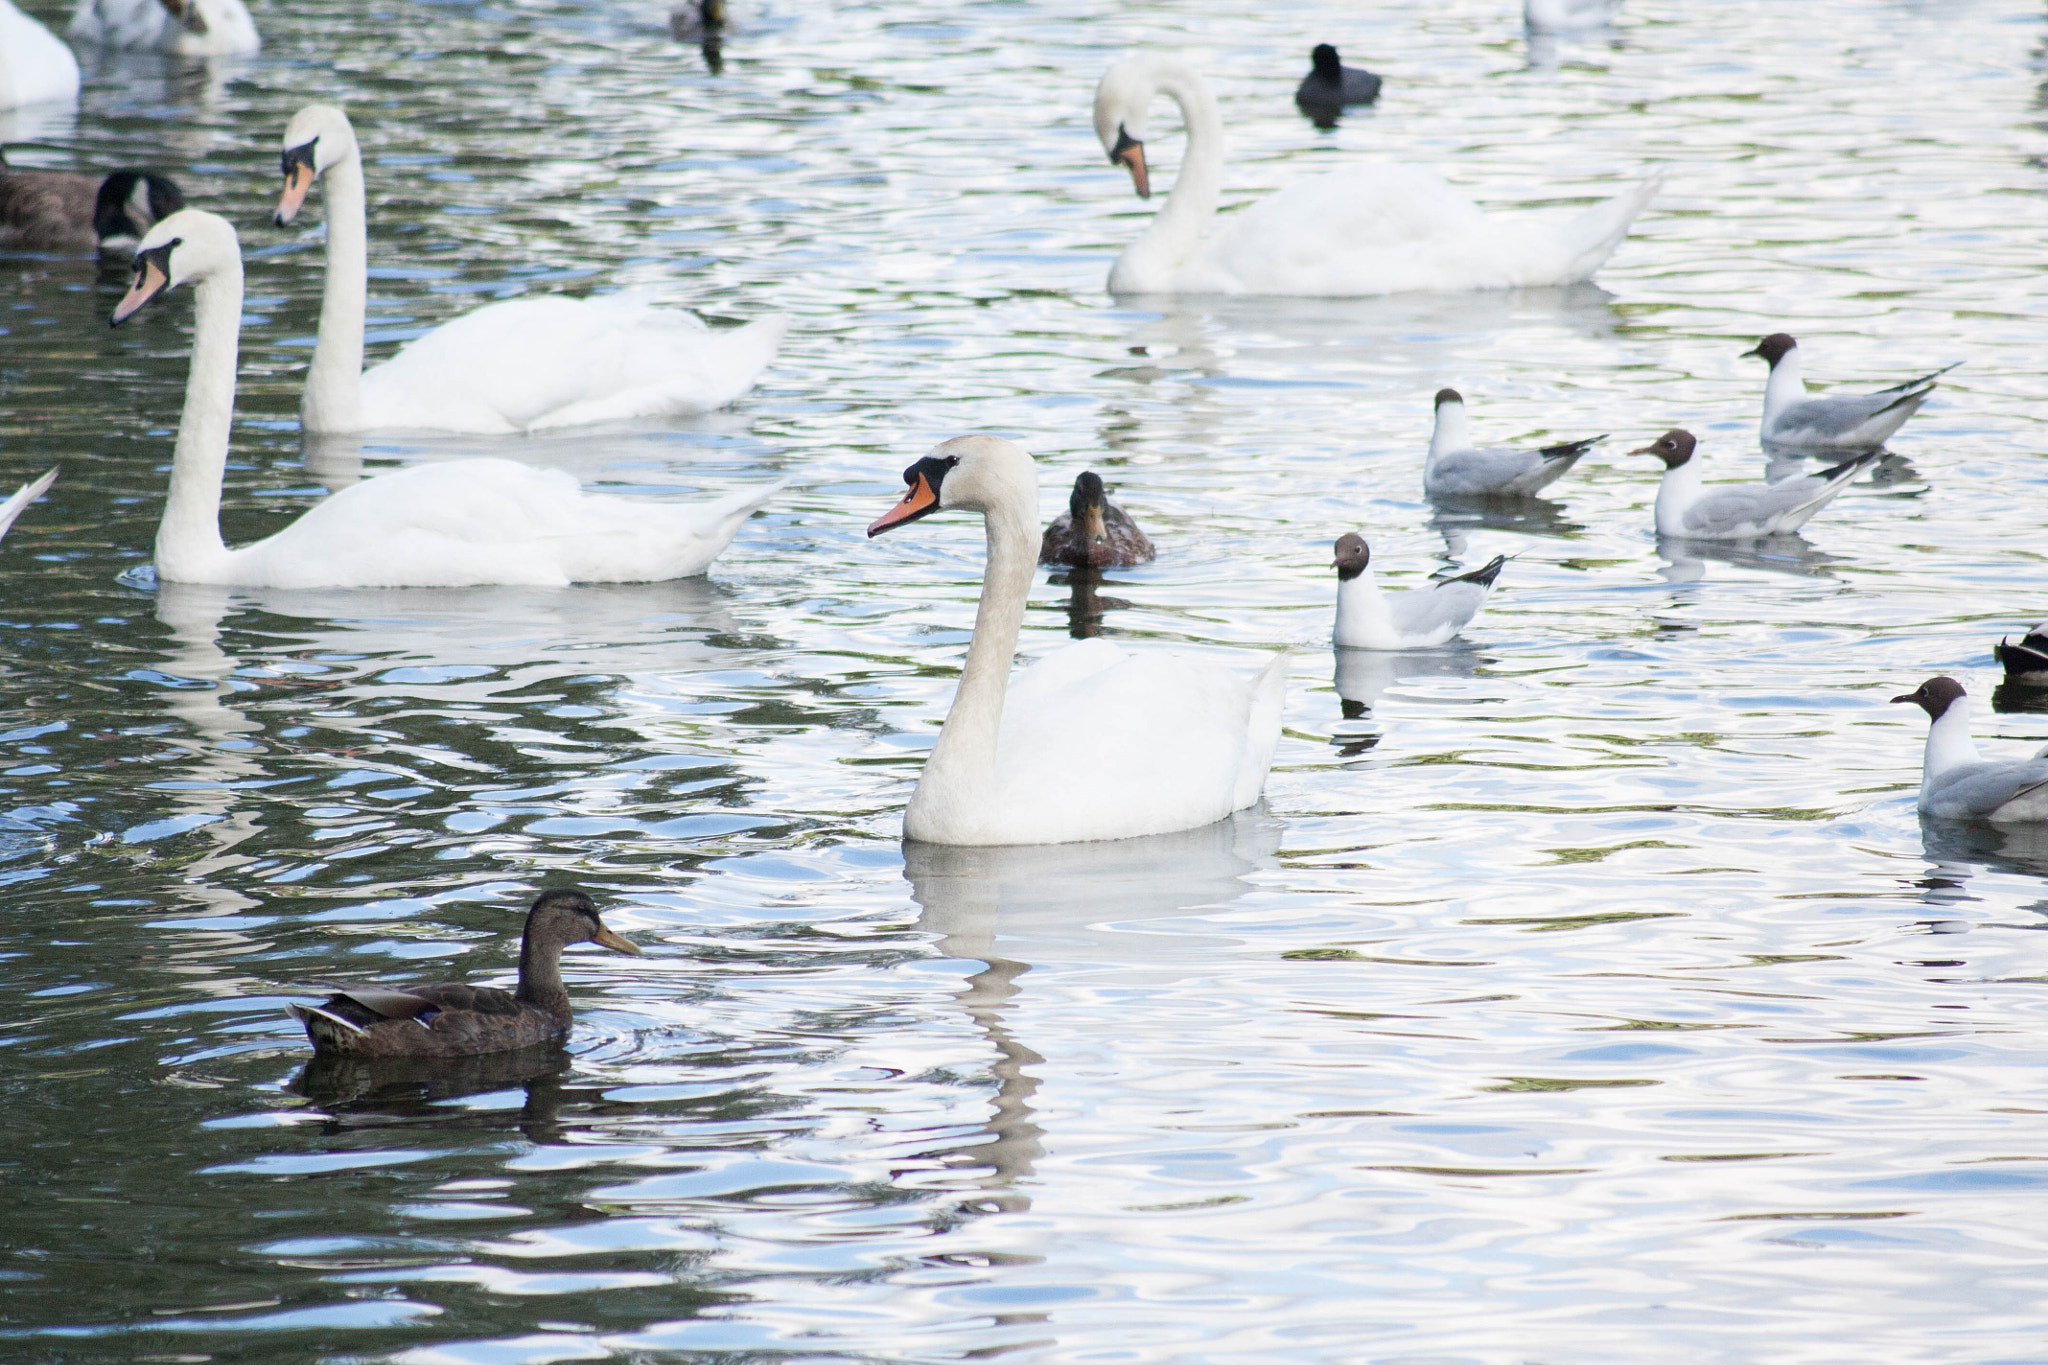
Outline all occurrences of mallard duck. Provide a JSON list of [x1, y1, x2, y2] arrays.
[[287, 890, 642, 1058], [1038, 471, 1155, 568]]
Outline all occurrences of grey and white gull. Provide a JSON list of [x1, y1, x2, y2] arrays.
[[1745, 333, 1957, 451], [1631, 429, 1878, 541], [1332, 533, 1504, 650], [1424, 388, 1602, 499], [1893, 676, 2048, 822]]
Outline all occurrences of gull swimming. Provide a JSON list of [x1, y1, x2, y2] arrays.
[[1892, 676, 2048, 822], [1745, 333, 1957, 451], [1424, 388, 1602, 499], [1332, 534, 1504, 650], [1631, 429, 1878, 541]]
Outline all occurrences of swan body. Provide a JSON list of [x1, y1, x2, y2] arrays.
[[0, 1, 79, 109], [289, 890, 642, 1058], [1892, 677, 2048, 823], [1038, 470, 1154, 568], [69, 0, 259, 55], [0, 162, 181, 252], [1091, 54, 1660, 297], [1333, 533, 1503, 650], [1425, 388, 1601, 498], [1746, 333, 1956, 451], [1525, 0, 1622, 32], [0, 467, 55, 545], [868, 435, 1285, 847], [1632, 429, 1877, 542], [277, 104, 785, 435], [113, 210, 784, 589]]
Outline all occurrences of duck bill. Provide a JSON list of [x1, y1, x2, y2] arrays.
[[1110, 131, 1149, 199], [868, 473, 941, 536], [275, 144, 318, 226], [110, 254, 170, 326], [592, 924, 643, 956]]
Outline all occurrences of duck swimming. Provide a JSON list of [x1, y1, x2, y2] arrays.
[[1038, 471, 1155, 568], [287, 890, 643, 1058]]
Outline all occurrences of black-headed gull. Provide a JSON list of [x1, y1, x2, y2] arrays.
[[1333, 533, 1503, 649], [1892, 676, 2048, 822], [1631, 429, 1877, 540], [1425, 388, 1602, 499], [1745, 334, 1957, 451]]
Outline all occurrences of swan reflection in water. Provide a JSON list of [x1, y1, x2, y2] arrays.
[[904, 812, 1281, 1202]]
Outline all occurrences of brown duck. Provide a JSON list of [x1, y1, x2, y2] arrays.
[[287, 890, 642, 1058], [1038, 471, 1155, 568]]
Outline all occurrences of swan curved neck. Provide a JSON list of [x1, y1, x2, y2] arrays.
[[906, 479, 1040, 841], [156, 263, 242, 581], [1111, 61, 1224, 293], [302, 144, 365, 433]]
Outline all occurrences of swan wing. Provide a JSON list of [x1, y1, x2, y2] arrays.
[[361, 296, 785, 434], [0, 468, 56, 544], [991, 642, 1279, 843]]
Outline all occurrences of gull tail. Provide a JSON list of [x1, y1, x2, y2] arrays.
[[1538, 435, 1603, 465], [0, 468, 57, 546], [1555, 168, 1663, 283], [1873, 359, 1962, 399], [1447, 553, 1509, 590]]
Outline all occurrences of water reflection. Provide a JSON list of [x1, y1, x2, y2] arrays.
[[1433, 495, 1585, 550], [1655, 532, 1842, 582], [1916, 814, 2048, 891], [292, 1042, 576, 1134], [1039, 569, 1134, 639], [1334, 643, 1489, 720], [904, 814, 1280, 1198]]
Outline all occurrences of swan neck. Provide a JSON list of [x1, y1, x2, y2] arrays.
[[1333, 567, 1391, 648], [911, 482, 1039, 835], [1120, 63, 1224, 288], [1923, 701, 1981, 787], [156, 264, 241, 580], [302, 146, 366, 433], [1653, 459, 1703, 537]]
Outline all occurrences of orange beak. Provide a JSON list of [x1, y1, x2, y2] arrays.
[[110, 254, 170, 326], [1111, 132, 1149, 200], [591, 924, 642, 956], [276, 160, 315, 227], [868, 472, 940, 536]]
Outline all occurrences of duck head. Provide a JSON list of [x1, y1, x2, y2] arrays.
[[110, 209, 238, 325], [1628, 429, 1696, 469], [526, 889, 642, 956], [868, 434, 1035, 535], [276, 104, 359, 226], [1069, 470, 1109, 541]]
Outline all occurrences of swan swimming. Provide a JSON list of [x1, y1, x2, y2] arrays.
[[0, 468, 56, 547], [112, 210, 784, 589], [868, 435, 1285, 846], [1091, 53, 1661, 296], [68, 0, 260, 55], [275, 104, 787, 435], [0, 1, 80, 110]]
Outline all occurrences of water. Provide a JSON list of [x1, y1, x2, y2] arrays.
[[3, 0, 2047, 1359]]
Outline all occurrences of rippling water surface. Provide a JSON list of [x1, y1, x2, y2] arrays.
[[4, 0, 2048, 1359]]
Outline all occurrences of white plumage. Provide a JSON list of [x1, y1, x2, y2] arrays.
[[1091, 54, 1661, 297], [867, 435, 1285, 847], [1424, 388, 1601, 498], [1893, 677, 2048, 823], [0, 467, 55, 546], [1632, 429, 1877, 541], [114, 210, 783, 590], [0, 0, 80, 109], [277, 104, 785, 435], [68, 0, 258, 54], [1332, 534, 1504, 650]]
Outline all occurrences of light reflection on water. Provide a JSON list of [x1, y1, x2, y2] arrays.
[[3, 0, 2048, 1359]]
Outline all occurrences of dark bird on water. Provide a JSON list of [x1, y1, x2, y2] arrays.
[[0, 154, 183, 254], [1996, 624, 2048, 686], [1039, 470, 1156, 568], [286, 889, 643, 1058], [1295, 44, 1381, 128]]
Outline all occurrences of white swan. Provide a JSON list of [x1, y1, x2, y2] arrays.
[[1091, 54, 1661, 296], [275, 104, 787, 435], [0, 1, 80, 110], [867, 435, 1286, 847], [112, 210, 784, 589], [68, 0, 258, 55], [0, 467, 56, 546]]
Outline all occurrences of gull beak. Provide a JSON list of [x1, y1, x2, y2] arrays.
[[1739, 342, 1763, 358], [868, 471, 941, 536], [276, 143, 318, 227], [1888, 693, 1916, 705], [591, 923, 643, 956], [1109, 128, 1149, 200], [1626, 443, 1660, 456], [110, 248, 172, 326]]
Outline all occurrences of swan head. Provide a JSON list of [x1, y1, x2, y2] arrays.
[[1094, 59, 1160, 199], [276, 104, 358, 227], [1332, 533, 1370, 581], [110, 209, 240, 326], [1742, 333, 1797, 369], [868, 435, 1036, 536], [1627, 429, 1696, 470]]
